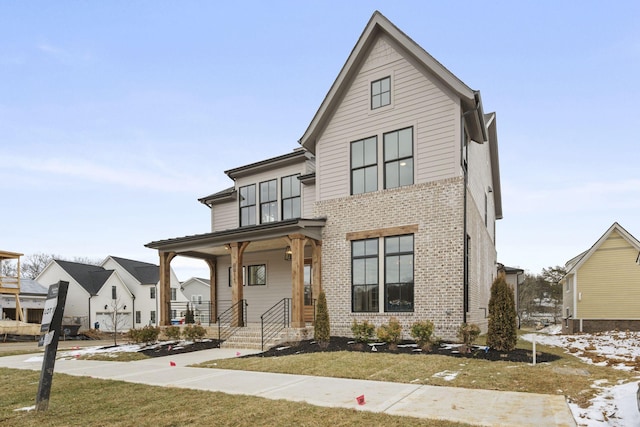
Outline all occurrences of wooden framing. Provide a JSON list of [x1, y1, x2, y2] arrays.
[[158, 251, 176, 326], [0, 250, 24, 322]]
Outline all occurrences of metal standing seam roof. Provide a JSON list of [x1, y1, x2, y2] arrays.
[[54, 260, 114, 296], [108, 256, 160, 285]]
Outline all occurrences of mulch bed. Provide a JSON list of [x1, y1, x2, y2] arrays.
[[247, 336, 560, 363], [134, 337, 559, 363]]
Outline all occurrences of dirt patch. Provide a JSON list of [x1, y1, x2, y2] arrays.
[[246, 337, 561, 363]]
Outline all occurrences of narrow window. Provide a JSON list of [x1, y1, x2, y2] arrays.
[[135, 311, 141, 324], [351, 136, 377, 195], [247, 264, 266, 286], [150, 311, 156, 324], [260, 179, 278, 223], [352, 239, 379, 312], [111, 286, 117, 300], [371, 76, 391, 109], [191, 295, 203, 304], [281, 174, 301, 220], [384, 127, 413, 189], [150, 287, 156, 299], [170, 288, 177, 301], [171, 309, 177, 319], [239, 184, 256, 226], [384, 235, 414, 312]]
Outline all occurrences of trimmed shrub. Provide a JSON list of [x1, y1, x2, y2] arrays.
[[351, 319, 375, 343], [410, 320, 435, 350], [128, 325, 160, 345], [182, 324, 207, 341], [185, 307, 195, 324], [487, 274, 518, 351], [314, 290, 330, 349], [376, 317, 402, 350], [457, 323, 481, 352], [164, 325, 182, 341]]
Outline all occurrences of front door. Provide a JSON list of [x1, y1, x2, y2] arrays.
[[303, 263, 314, 323]]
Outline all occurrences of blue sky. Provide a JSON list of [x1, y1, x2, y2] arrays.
[[2, 1, 639, 280]]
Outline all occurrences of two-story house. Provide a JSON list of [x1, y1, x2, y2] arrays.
[[146, 11, 502, 341]]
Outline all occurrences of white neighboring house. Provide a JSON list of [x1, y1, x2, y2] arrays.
[[37, 260, 134, 332], [180, 277, 210, 324], [101, 256, 185, 328]]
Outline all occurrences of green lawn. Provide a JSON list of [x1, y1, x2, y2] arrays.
[[0, 368, 473, 427]]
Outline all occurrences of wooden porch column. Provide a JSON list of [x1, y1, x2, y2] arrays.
[[290, 234, 306, 328], [159, 251, 176, 326], [204, 257, 217, 322], [230, 242, 249, 327], [311, 240, 322, 301]]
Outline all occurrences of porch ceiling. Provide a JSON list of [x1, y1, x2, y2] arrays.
[[145, 218, 326, 259]]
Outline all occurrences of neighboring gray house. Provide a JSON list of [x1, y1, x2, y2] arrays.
[[146, 11, 502, 341], [0, 278, 48, 323]]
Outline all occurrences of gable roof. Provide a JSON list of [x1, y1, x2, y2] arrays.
[[299, 10, 487, 153], [108, 256, 159, 285], [55, 260, 114, 296], [182, 277, 210, 288], [565, 222, 640, 275]]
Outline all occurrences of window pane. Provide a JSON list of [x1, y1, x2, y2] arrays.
[[385, 161, 399, 189], [364, 137, 377, 165], [353, 259, 365, 284], [398, 128, 413, 157], [365, 258, 378, 284], [386, 283, 413, 312], [399, 235, 414, 252], [386, 236, 399, 254], [352, 168, 365, 194], [386, 255, 399, 283], [292, 198, 301, 218], [282, 176, 291, 198], [365, 239, 378, 255], [380, 77, 390, 92], [364, 165, 377, 193], [384, 132, 398, 160], [351, 140, 363, 168], [399, 158, 413, 186], [352, 240, 365, 257]]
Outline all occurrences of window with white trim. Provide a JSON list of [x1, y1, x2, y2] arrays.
[[384, 127, 413, 189], [371, 76, 391, 109], [351, 136, 378, 195]]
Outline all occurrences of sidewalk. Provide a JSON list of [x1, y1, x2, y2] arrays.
[[0, 347, 576, 427]]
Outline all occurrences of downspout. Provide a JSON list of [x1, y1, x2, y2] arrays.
[[132, 295, 135, 328], [88, 297, 91, 330], [155, 284, 159, 326], [461, 96, 482, 324]]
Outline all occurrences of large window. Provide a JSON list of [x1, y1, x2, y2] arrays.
[[260, 180, 278, 223], [351, 136, 378, 195], [384, 127, 413, 189], [281, 174, 301, 220], [351, 239, 379, 312], [239, 184, 256, 226], [371, 76, 391, 109], [247, 264, 266, 286], [385, 235, 414, 312], [351, 234, 414, 313]]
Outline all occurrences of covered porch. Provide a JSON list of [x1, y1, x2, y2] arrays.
[[145, 218, 325, 330]]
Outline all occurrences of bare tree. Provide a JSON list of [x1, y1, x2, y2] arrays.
[[102, 296, 131, 346], [1, 259, 18, 277], [21, 253, 59, 279]]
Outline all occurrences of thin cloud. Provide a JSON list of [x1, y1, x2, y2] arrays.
[[5, 154, 219, 194]]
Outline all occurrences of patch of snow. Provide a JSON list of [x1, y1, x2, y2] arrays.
[[397, 343, 418, 348], [432, 370, 459, 381], [14, 405, 35, 412], [276, 346, 291, 351]]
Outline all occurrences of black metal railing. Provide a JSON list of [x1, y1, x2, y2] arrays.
[[217, 299, 247, 342], [168, 301, 214, 325], [261, 298, 291, 350]]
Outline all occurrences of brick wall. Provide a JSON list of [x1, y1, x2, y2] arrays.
[[314, 177, 467, 341]]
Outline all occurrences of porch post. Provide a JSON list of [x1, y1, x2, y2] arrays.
[[204, 257, 217, 323], [311, 240, 322, 299], [159, 251, 176, 326], [230, 242, 249, 327], [290, 234, 306, 328]]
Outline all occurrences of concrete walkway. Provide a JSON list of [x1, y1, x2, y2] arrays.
[[0, 346, 576, 427]]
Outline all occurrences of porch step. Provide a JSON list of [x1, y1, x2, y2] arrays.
[[219, 324, 289, 351]]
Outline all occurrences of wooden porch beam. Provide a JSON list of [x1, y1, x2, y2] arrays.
[[230, 241, 249, 327], [204, 257, 217, 322], [290, 234, 306, 328], [159, 251, 176, 326]]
